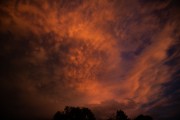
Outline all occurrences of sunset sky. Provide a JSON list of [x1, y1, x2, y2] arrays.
[[0, 0, 179, 120]]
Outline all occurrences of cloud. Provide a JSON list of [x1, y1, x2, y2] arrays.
[[0, 0, 179, 119]]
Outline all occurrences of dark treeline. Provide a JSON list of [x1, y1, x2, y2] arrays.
[[53, 106, 153, 120]]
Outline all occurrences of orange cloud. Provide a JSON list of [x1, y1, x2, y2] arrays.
[[0, 0, 179, 119]]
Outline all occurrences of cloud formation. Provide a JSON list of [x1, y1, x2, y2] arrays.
[[0, 0, 179, 119]]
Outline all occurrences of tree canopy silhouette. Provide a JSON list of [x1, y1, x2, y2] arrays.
[[116, 110, 130, 120], [134, 114, 153, 120], [53, 111, 65, 120], [53, 106, 96, 120], [53, 106, 153, 120], [106, 110, 130, 120]]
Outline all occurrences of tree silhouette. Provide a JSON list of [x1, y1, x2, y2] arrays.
[[81, 107, 96, 120], [134, 114, 153, 120], [116, 110, 129, 120], [53, 111, 65, 120], [53, 106, 96, 120], [53, 106, 154, 120]]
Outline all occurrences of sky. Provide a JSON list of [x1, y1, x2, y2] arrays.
[[0, 0, 179, 120]]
